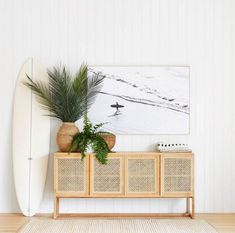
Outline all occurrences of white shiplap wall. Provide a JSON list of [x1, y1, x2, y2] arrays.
[[0, 0, 235, 213]]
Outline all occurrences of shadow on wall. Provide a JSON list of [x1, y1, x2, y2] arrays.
[[39, 119, 59, 213], [9, 95, 19, 212]]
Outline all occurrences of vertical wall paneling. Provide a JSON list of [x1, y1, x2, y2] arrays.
[[0, 0, 235, 213], [222, 0, 233, 212], [203, 0, 213, 213], [231, 0, 235, 212], [213, 0, 224, 213]]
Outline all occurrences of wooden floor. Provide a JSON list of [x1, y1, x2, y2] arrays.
[[0, 214, 234, 233]]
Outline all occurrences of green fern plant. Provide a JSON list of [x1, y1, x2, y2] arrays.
[[69, 115, 112, 164], [23, 64, 104, 122]]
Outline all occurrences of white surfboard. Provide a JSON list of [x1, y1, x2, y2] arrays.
[[13, 58, 50, 216]]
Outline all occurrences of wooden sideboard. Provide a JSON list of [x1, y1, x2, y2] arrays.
[[54, 152, 194, 219]]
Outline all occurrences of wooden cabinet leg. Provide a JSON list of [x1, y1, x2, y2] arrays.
[[191, 197, 195, 219], [53, 196, 56, 219], [54, 196, 59, 219], [57, 197, 60, 217], [186, 197, 190, 214]]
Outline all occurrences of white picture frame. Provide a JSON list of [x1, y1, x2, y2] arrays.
[[88, 65, 190, 135]]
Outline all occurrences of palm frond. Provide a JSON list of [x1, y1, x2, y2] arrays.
[[47, 66, 74, 121], [23, 75, 61, 119], [72, 63, 88, 92], [24, 64, 104, 122], [86, 72, 105, 111]]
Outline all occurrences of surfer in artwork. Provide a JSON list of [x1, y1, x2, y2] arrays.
[[109, 102, 124, 117]]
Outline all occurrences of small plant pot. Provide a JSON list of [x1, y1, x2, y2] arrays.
[[100, 133, 116, 150], [56, 122, 79, 152]]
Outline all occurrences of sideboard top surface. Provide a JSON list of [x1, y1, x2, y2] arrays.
[[54, 152, 194, 157]]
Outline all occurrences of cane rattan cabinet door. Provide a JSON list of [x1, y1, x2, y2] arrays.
[[90, 154, 124, 196], [54, 153, 89, 197], [161, 153, 194, 197], [125, 154, 160, 196]]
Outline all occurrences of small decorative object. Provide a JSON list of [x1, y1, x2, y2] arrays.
[[156, 142, 191, 152], [24, 63, 104, 152], [69, 115, 114, 164], [88, 66, 190, 134]]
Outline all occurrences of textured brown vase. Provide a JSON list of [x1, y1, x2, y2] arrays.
[[100, 133, 116, 150], [56, 122, 79, 152]]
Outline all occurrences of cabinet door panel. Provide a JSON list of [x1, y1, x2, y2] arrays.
[[161, 154, 193, 197], [125, 154, 160, 196], [90, 154, 124, 196], [54, 154, 89, 197]]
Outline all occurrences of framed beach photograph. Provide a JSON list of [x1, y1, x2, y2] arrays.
[[88, 66, 190, 134]]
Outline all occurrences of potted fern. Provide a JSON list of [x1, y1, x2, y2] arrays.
[[69, 115, 114, 164], [24, 64, 104, 152]]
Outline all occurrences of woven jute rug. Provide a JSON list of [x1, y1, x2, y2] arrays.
[[19, 219, 217, 233]]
